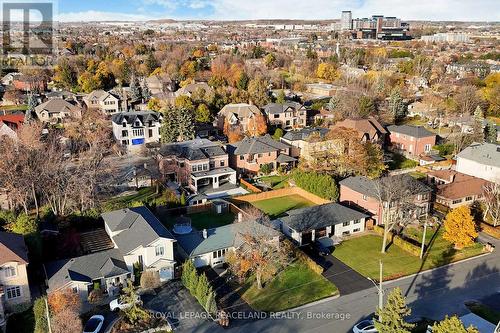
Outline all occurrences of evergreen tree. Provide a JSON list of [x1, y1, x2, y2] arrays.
[[484, 121, 497, 143], [389, 88, 407, 122], [181, 260, 198, 292], [141, 83, 151, 101], [205, 291, 218, 316], [327, 96, 339, 111], [177, 107, 195, 141], [25, 93, 37, 122], [276, 90, 286, 104], [432, 316, 479, 333], [195, 273, 211, 306], [374, 287, 414, 333], [130, 75, 142, 102], [160, 106, 179, 143]]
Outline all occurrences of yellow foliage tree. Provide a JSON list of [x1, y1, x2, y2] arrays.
[[443, 206, 478, 249], [316, 63, 339, 82]]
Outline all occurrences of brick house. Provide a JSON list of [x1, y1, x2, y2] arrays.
[[387, 125, 436, 158], [12, 75, 47, 92], [339, 174, 432, 224], [334, 116, 388, 145], [426, 170, 490, 209], [216, 103, 263, 134], [227, 134, 296, 175], [262, 102, 307, 130]]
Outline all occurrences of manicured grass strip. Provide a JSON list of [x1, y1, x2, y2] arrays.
[[251, 194, 316, 218], [333, 232, 484, 281], [242, 260, 338, 312]]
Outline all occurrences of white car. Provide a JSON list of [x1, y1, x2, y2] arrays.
[[353, 319, 378, 333], [83, 315, 104, 333], [109, 295, 142, 311]]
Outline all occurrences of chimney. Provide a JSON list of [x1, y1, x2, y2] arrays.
[[237, 212, 243, 223], [449, 173, 455, 183], [202, 229, 208, 239]]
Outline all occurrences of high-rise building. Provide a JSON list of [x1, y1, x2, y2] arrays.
[[341, 11, 352, 30]]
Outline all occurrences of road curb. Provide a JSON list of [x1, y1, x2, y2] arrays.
[[387, 251, 493, 284], [279, 293, 340, 313]]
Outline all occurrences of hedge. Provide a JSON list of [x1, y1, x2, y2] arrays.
[[373, 225, 420, 257], [480, 222, 500, 239], [292, 170, 339, 201], [294, 246, 324, 275]]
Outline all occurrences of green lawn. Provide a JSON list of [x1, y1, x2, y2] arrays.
[[387, 153, 418, 170], [258, 175, 290, 189], [241, 260, 338, 312], [333, 229, 484, 281], [103, 187, 161, 210], [160, 211, 235, 230], [251, 194, 316, 218], [466, 302, 500, 324]]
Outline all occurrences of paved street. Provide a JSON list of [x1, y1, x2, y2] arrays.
[[177, 233, 500, 333]]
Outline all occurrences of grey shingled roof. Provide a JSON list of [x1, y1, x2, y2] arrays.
[[0, 231, 29, 265], [457, 142, 500, 168], [387, 125, 435, 139], [280, 203, 368, 232], [275, 154, 297, 163], [339, 174, 432, 199], [44, 249, 128, 292], [230, 134, 290, 155], [282, 127, 329, 141], [102, 207, 175, 254], [175, 220, 280, 257], [111, 111, 161, 126], [263, 102, 303, 115], [158, 139, 226, 161]]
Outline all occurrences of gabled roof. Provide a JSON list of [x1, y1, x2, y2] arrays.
[[263, 102, 304, 115], [0, 114, 24, 128], [282, 127, 329, 141], [44, 249, 128, 292], [387, 124, 435, 139], [176, 82, 212, 96], [218, 103, 262, 119], [0, 231, 29, 265], [175, 220, 280, 257], [280, 203, 368, 232], [158, 138, 227, 161], [436, 175, 489, 200], [457, 142, 500, 168], [102, 206, 175, 254], [334, 117, 387, 139], [111, 111, 161, 126], [229, 134, 290, 155], [34, 99, 82, 115]]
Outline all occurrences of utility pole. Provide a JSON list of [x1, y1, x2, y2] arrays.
[[420, 221, 427, 259], [378, 260, 383, 310], [45, 297, 52, 333]]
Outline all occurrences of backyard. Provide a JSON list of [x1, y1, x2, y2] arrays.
[[160, 210, 235, 230], [387, 152, 418, 170], [251, 194, 316, 218], [257, 175, 290, 189], [241, 260, 338, 312], [333, 227, 485, 281]]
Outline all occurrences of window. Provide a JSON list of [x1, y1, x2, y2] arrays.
[[122, 130, 128, 137], [354, 219, 361, 224], [353, 228, 361, 233], [465, 196, 473, 201], [72, 286, 78, 293], [342, 231, 350, 236], [155, 245, 164, 256], [4, 266, 16, 278], [203, 164, 208, 171], [209, 162, 215, 169], [121, 140, 128, 146], [220, 161, 225, 167], [342, 221, 350, 227], [122, 122, 127, 128], [192, 166, 196, 172], [274, 114, 279, 119], [6, 286, 21, 299], [213, 249, 227, 258], [258, 154, 262, 158], [424, 144, 431, 152], [452, 199, 462, 204], [132, 128, 144, 137], [239, 155, 244, 160], [148, 129, 153, 137]]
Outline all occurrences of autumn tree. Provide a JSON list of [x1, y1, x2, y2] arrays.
[[482, 73, 500, 116], [195, 103, 211, 123], [454, 85, 481, 115], [389, 87, 407, 122], [51, 308, 82, 333], [316, 62, 339, 82], [432, 316, 479, 333], [443, 206, 478, 249], [247, 114, 268, 136], [224, 122, 244, 143], [264, 53, 276, 68], [483, 182, 500, 226], [374, 287, 414, 333], [248, 77, 270, 108], [48, 288, 80, 314]]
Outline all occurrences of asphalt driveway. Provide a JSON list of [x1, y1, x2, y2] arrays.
[[303, 246, 373, 295]]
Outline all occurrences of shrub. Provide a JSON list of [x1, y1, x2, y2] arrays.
[[393, 236, 421, 257], [140, 270, 161, 289], [87, 289, 104, 304], [295, 248, 323, 275], [51, 308, 82, 333], [292, 170, 338, 201], [48, 288, 80, 314], [259, 163, 272, 175], [33, 298, 49, 333]]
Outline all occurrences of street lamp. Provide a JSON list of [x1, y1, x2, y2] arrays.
[[367, 260, 384, 311]]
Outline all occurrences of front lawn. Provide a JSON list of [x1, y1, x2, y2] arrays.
[[160, 210, 235, 230], [241, 260, 338, 312], [251, 194, 316, 218], [387, 153, 418, 170], [333, 229, 484, 281]]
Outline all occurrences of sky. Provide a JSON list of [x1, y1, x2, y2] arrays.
[[51, 0, 500, 22]]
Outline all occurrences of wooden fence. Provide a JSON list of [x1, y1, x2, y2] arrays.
[[240, 178, 262, 193], [231, 186, 330, 205]]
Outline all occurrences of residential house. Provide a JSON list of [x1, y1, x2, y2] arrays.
[[34, 99, 83, 123], [426, 170, 490, 209], [0, 232, 31, 320], [111, 111, 162, 148], [102, 207, 177, 281], [334, 117, 388, 145], [0, 114, 23, 141], [83, 90, 121, 115], [12, 75, 47, 92], [262, 102, 307, 130], [227, 134, 296, 175], [175, 220, 280, 268], [280, 127, 338, 160], [175, 82, 213, 99], [44, 249, 130, 302], [339, 174, 432, 224], [456, 142, 500, 184], [407, 101, 438, 119], [216, 103, 264, 134], [145, 74, 175, 95], [387, 125, 436, 157], [305, 83, 337, 97], [1, 73, 21, 86], [158, 139, 244, 203], [278, 203, 369, 246]]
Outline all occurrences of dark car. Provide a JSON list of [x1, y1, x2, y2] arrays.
[[314, 238, 334, 256]]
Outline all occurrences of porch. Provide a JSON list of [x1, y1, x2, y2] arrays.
[[190, 167, 236, 193]]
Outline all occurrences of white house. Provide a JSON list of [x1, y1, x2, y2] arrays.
[[456, 142, 500, 184], [277, 202, 368, 246], [83, 90, 121, 115], [111, 111, 162, 148]]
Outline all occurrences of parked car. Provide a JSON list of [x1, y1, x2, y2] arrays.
[[353, 319, 378, 333], [314, 238, 334, 256], [83, 315, 104, 333], [109, 295, 142, 311]]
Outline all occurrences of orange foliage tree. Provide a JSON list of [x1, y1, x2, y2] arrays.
[[48, 288, 81, 314], [247, 114, 268, 137]]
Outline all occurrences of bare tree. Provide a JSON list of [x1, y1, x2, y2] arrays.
[[483, 182, 500, 227]]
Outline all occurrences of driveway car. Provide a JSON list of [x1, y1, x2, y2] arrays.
[[353, 319, 377, 333], [83, 315, 105, 333], [109, 295, 142, 311], [314, 237, 334, 256]]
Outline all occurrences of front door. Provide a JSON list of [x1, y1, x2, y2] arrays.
[[301, 231, 312, 245]]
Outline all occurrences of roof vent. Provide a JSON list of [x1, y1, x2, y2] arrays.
[[202, 229, 208, 239]]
